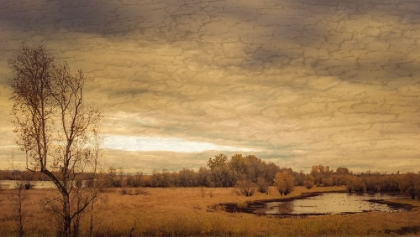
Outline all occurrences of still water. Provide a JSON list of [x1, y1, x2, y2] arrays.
[[262, 193, 407, 215], [0, 180, 75, 189]]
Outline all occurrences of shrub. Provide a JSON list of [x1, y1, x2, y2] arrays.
[[304, 180, 314, 189], [24, 182, 32, 190], [274, 172, 295, 196], [257, 177, 269, 194], [235, 180, 257, 197], [17, 181, 32, 190], [304, 174, 314, 189]]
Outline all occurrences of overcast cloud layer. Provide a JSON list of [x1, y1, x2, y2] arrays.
[[1, 0, 420, 173]]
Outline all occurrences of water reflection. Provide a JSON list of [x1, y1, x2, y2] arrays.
[[263, 193, 407, 215], [277, 202, 293, 214]]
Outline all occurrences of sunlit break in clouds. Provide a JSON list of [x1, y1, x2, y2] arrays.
[[103, 135, 255, 153]]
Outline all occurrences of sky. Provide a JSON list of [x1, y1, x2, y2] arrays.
[[1, 0, 420, 173]]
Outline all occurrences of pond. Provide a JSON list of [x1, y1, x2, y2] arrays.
[[0, 180, 83, 189], [224, 192, 412, 217], [0, 180, 56, 189]]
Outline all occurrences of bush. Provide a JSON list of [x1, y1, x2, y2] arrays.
[[24, 182, 32, 190], [17, 181, 32, 190], [257, 177, 269, 194], [304, 174, 314, 189], [235, 180, 256, 197], [304, 180, 314, 189], [274, 172, 295, 196]]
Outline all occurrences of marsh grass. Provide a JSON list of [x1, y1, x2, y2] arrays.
[[0, 186, 419, 236]]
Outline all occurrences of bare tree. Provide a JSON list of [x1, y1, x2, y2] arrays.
[[8, 43, 101, 237]]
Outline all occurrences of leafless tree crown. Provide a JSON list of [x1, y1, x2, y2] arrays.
[[9, 43, 101, 237]]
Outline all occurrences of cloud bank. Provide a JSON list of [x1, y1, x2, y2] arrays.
[[1, 0, 420, 173]]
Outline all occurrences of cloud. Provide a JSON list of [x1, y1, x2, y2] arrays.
[[1, 0, 420, 173]]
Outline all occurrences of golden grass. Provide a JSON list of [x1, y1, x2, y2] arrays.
[[0, 186, 419, 236]]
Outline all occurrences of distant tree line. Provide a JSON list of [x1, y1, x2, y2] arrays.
[[103, 156, 420, 199], [103, 154, 285, 194], [309, 164, 420, 199], [1, 156, 419, 199]]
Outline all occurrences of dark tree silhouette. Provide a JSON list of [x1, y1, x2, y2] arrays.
[[9, 44, 101, 237]]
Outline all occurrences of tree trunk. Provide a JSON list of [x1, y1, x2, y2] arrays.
[[17, 186, 24, 237], [89, 190, 95, 237], [63, 193, 72, 237]]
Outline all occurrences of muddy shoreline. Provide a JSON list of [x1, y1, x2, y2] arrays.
[[219, 192, 413, 218], [366, 199, 413, 211]]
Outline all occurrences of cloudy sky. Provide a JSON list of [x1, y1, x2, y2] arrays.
[[1, 0, 420, 173]]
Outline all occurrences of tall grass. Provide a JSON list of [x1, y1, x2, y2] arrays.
[[0, 186, 419, 236]]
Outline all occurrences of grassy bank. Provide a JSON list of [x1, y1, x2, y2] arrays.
[[0, 186, 419, 236]]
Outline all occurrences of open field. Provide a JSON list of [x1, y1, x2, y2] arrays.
[[0, 186, 419, 236]]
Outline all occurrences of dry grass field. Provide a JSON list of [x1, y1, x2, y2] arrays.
[[0, 186, 419, 236]]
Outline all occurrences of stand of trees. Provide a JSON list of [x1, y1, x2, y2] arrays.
[[2, 158, 419, 200], [94, 159, 420, 200], [106, 154, 284, 191]]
